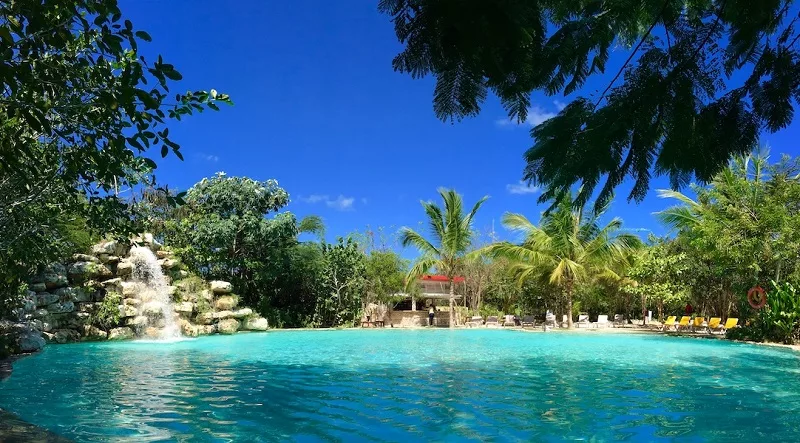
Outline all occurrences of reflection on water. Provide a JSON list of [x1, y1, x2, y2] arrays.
[[2, 330, 800, 442]]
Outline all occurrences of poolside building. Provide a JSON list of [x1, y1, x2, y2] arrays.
[[389, 275, 466, 327]]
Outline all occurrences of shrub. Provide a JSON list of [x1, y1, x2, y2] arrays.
[[92, 292, 122, 332], [728, 281, 800, 344]]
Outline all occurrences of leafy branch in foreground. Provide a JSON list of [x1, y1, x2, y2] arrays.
[[381, 0, 800, 209]]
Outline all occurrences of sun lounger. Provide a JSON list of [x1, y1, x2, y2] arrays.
[[577, 314, 590, 328], [595, 315, 609, 328], [691, 316, 705, 332], [613, 314, 625, 327], [466, 316, 483, 328], [706, 317, 721, 334], [719, 318, 739, 334], [675, 316, 691, 331], [659, 316, 677, 331], [485, 316, 500, 328], [521, 315, 536, 328], [503, 315, 516, 327]]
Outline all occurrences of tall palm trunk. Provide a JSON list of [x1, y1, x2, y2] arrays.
[[449, 277, 455, 328], [565, 279, 574, 329]]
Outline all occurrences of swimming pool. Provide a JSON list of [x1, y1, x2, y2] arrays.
[[1, 329, 799, 441]]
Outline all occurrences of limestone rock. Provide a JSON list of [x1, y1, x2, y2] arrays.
[[29, 282, 47, 292], [49, 312, 86, 329], [232, 308, 253, 319], [51, 329, 81, 344], [121, 281, 138, 297], [32, 309, 49, 319], [82, 325, 108, 341], [92, 240, 129, 257], [159, 258, 179, 270], [201, 290, 214, 301], [123, 298, 141, 307], [213, 310, 234, 320], [35, 292, 59, 307], [210, 281, 233, 294], [195, 312, 214, 325], [179, 319, 199, 337], [156, 250, 172, 259], [197, 324, 216, 335], [116, 260, 133, 277], [119, 304, 137, 318], [142, 301, 164, 317], [54, 287, 91, 303], [72, 253, 99, 263], [166, 285, 177, 297], [126, 316, 148, 329], [46, 301, 74, 314], [108, 327, 134, 341], [177, 270, 189, 279], [217, 318, 240, 335], [100, 277, 123, 294], [243, 317, 269, 331], [98, 254, 120, 265], [175, 302, 194, 314], [17, 331, 46, 352], [68, 262, 112, 283], [214, 296, 237, 310]]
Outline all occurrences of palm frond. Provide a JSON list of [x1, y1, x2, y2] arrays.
[[399, 227, 440, 256]]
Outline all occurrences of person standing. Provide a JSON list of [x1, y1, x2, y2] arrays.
[[428, 305, 435, 327]]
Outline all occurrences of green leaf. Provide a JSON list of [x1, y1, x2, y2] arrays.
[[161, 145, 168, 158], [135, 31, 152, 42]]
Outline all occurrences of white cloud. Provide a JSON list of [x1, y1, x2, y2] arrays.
[[495, 101, 563, 127], [506, 181, 539, 195], [195, 152, 219, 162], [326, 195, 354, 211], [299, 194, 328, 204], [298, 194, 356, 211]]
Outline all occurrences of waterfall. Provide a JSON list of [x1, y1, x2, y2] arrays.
[[129, 246, 181, 339]]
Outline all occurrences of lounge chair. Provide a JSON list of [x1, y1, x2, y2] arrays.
[[485, 316, 500, 328], [595, 315, 610, 328], [659, 316, 677, 331], [706, 317, 721, 334], [675, 316, 691, 331], [719, 318, 739, 334], [691, 316, 705, 332], [466, 316, 483, 328], [577, 314, 590, 328], [503, 314, 516, 327], [521, 315, 536, 328], [612, 314, 625, 327]]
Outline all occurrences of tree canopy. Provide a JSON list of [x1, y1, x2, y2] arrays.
[[380, 0, 800, 208]]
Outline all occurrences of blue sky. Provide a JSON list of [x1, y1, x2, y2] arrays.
[[121, 0, 800, 253]]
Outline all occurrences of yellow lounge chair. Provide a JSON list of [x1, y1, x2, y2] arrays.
[[720, 318, 739, 334], [707, 317, 721, 334], [676, 316, 691, 331], [660, 316, 677, 331], [691, 316, 705, 332]]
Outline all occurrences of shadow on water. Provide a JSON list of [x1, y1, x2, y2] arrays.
[[0, 409, 73, 442], [1, 331, 800, 442]]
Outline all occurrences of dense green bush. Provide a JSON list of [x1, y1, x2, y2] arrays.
[[728, 282, 800, 344]]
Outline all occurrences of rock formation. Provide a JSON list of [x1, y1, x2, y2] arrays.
[[8, 235, 269, 351]]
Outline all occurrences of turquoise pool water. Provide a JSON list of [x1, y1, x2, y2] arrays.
[[2, 330, 800, 442]]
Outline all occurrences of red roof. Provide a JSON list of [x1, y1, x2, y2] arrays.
[[420, 275, 465, 283]]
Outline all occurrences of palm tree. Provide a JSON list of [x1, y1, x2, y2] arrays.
[[487, 195, 641, 328], [399, 188, 489, 328]]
